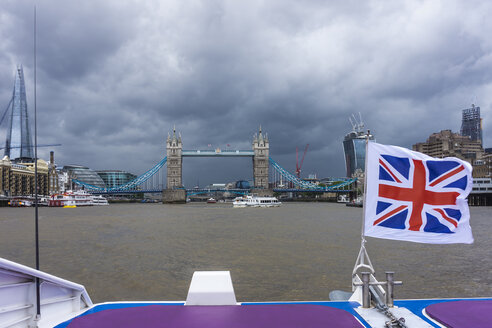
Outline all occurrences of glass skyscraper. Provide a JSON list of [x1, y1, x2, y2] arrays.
[[343, 130, 375, 178], [4, 66, 34, 162]]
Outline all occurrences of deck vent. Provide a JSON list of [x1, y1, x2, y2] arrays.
[[185, 271, 238, 306]]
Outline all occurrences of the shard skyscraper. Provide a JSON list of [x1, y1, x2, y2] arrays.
[[4, 65, 34, 162]]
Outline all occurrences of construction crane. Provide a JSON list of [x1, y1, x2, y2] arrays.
[[295, 144, 309, 178], [349, 112, 365, 133]]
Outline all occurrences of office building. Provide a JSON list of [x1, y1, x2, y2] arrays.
[[461, 104, 482, 145], [343, 122, 375, 178], [96, 170, 137, 189], [63, 165, 106, 189]]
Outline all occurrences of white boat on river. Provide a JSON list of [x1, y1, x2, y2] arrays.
[[49, 190, 98, 207], [92, 195, 109, 205], [232, 195, 281, 208]]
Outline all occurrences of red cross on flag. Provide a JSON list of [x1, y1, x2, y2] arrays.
[[364, 142, 473, 244]]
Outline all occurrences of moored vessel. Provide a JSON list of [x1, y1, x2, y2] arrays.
[[346, 198, 363, 207], [232, 195, 281, 208], [8, 197, 33, 207], [92, 195, 109, 205], [49, 190, 94, 207], [337, 194, 349, 203]]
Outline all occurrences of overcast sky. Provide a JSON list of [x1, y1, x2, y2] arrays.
[[1, 0, 492, 187]]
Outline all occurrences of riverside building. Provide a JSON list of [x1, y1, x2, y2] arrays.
[[412, 130, 483, 162], [62, 165, 106, 190], [0, 156, 49, 196]]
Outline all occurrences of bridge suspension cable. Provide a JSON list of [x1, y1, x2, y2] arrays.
[[269, 157, 319, 189], [269, 157, 356, 191], [72, 154, 354, 193], [73, 157, 167, 192]]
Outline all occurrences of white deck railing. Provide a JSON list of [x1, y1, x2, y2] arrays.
[[0, 257, 92, 328]]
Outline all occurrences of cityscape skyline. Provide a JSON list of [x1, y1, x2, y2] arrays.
[[0, 64, 487, 188], [1, 1, 492, 186]]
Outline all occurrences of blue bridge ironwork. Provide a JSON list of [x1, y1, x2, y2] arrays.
[[73, 152, 356, 194], [73, 156, 168, 192]]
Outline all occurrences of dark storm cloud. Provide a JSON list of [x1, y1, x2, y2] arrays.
[[1, 1, 138, 81], [1, 0, 492, 186]]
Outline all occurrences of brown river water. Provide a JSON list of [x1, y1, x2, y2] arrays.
[[0, 202, 490, 303]]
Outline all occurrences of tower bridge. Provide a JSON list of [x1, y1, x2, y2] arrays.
[[72, 127, 356, 202], [164, 127, 269, 202]]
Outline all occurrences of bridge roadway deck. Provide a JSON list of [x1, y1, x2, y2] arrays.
[[182, 150, 254, 157], [92, 188, 351, 195]]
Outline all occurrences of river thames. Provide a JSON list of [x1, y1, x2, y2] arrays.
[[0, 202, 491, 303]]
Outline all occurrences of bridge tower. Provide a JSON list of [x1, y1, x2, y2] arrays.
[[163, 127, 186, 203], [252, 127, 270, 191], [166, 127, 183, 188]]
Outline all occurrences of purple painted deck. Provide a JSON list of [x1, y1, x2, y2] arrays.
[[67, 304, 364, 328], [426, 300, 492, 328]]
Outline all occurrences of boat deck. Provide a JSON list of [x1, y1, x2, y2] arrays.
[[56, 298, 492, 328]]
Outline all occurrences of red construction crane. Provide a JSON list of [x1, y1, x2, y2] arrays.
[[295, 144, 309, 178]]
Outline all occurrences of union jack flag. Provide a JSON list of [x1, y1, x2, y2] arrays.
[[364, 142, 473, 244]]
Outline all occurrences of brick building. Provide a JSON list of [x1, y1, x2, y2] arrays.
[[413, 130, 483, 162], [0, 156, 49, 196]]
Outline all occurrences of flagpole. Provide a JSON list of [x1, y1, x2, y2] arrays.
[[33, 5, 41, 321], [361, 130, 370, 246], [352, 130, 374, 288]]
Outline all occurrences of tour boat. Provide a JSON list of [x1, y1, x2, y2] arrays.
[[232, 195, 282, 208], [4, 9, 489, 327], [346, 196, 363, 207], [337, 194, 349, 203], [38, 197, 49, 206], [92, 195, 109, 205], [0, 256, 490, 328], [9, 197, 49, 207], [8, 197, 33, 207], [49, 190, 94, 207]]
